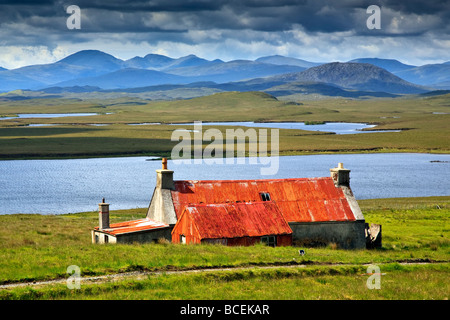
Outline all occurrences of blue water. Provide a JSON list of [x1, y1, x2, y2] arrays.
[[0, 113, 102, 121], [0, 153, 448, 214], [1, 116, 398, 134], [170, 121, 400, 134]]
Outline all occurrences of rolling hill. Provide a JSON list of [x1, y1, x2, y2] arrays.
[[124, 53, 175, 69], [54, 68, 191, 89], [56, 50, 124, 72], [394, 63, 450, 87], [266, 62, 428, 94], [0, 70, 45, 92], [349, 58, 450, 89], [263, 81, 399, 98], [348, 58, 416, 73], [256, 55, 322, 68], [162, 54, 216, 70], [0, 50, 125, 91]]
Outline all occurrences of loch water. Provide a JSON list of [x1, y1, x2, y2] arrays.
[[0, 153, 449, 214]]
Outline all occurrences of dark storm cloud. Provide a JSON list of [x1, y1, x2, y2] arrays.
[[0, 0, 55, 4], [0, 0, 449, 68], [1, 0, 449, 35], [378, 0, 450, 15]]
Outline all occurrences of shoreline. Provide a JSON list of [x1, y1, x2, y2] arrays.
[[1, 195, 449, 216], [1, 148, 449, 161]]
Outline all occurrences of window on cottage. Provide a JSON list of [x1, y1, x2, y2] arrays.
[[261, 236, 276, 247], [104, 235, 109, 243], [180, 234, 186, 244], [260, 192, 271, 201]]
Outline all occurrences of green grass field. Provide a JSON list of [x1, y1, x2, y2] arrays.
[[0, 92, 449, 159], [0, 196, 448, 300]]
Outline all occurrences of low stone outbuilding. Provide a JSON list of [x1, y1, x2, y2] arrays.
[[92, 211, 171, 244]]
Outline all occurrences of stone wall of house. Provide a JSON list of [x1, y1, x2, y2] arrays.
[[116, 227, 173, 244], [92, 227, 173, 244], [289, 220, 366, 249]]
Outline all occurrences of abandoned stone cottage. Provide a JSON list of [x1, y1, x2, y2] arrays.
[[92, 159, 368, 249]]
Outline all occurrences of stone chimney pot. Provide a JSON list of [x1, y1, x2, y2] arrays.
[[99, 198, 110, 230], [330, 162, 350, 187]]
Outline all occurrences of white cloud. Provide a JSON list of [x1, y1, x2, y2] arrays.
[[0, 46, 68, 69], [0, 24, 448, 69]]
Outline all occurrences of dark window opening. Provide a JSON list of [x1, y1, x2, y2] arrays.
[[261, 236, 276, 247], [104, 235, 109, 243], [260, 192, 271, 201]]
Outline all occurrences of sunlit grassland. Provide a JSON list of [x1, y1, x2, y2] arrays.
[[0, 92, 449, 159], [1, 263, 448, 300], [0, 196, 448, 300]]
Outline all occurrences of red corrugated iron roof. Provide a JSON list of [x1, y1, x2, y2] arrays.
[[171, 177, 356, 223], [178, 201, 292, 240], [95, 218, 169, 236]]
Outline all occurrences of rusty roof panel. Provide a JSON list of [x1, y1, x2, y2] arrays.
[[171, 177, 356, 223], [95, 218, 169, 236], [182, 201, 292, 239]]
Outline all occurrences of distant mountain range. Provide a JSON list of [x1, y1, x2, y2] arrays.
[[0, 50, 448, 98]]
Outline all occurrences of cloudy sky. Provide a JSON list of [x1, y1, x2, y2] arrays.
[[0, 0, 449, 69]]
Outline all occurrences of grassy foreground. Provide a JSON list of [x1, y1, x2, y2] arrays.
[[0, 196, 449, 300]]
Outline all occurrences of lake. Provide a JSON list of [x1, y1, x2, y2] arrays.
[[1, 115, 398, 134], [0, 153, 448, 214], [170, 121, 400, 134], [0, 113, 103, 121]]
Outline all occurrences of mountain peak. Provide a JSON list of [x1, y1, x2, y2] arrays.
[[164, 54, 211, 69], [58, 50, 121, 63], [142, 53, 174, 61], [124, 53, 174, 69], [180, 54, 200, 59], [256, 55, 321, 68], [56, 50, 124, 73], [274, 62, 426, 94], [349, 57, 416, 73]]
